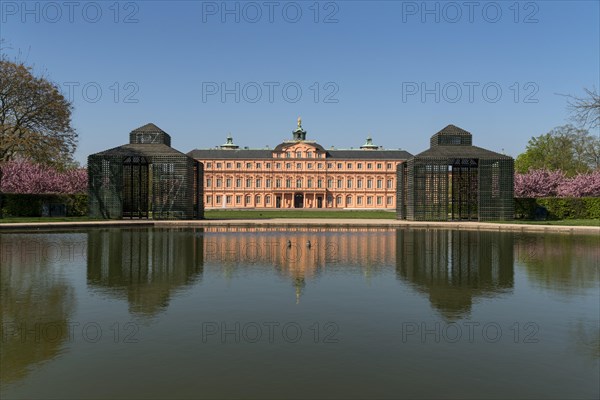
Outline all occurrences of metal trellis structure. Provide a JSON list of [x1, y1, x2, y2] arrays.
[[398, 125, 514, 221], [88, 123, 203, 220]]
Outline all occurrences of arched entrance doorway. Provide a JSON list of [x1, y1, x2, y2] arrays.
[[294, 193, 304, 208]]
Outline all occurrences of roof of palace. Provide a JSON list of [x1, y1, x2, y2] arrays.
[[187, 148, 412, 160]]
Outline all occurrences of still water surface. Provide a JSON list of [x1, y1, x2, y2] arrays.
[[1, 227, 598, 399]]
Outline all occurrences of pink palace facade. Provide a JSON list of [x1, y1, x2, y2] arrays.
[[188, 119, 412, 209]]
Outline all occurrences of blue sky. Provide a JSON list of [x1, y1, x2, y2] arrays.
[[2, 0, 599, 164]]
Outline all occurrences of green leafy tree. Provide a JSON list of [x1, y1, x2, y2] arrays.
[[515, 125, 600, 175], [0, 59, 77, 169]]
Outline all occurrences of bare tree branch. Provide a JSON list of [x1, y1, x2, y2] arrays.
[[558, 87, 600, 131]]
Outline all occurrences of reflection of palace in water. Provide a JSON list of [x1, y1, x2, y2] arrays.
[[202, 226, 397, 301], [87, 228, 204, 315], [395, 229, 514, 319]]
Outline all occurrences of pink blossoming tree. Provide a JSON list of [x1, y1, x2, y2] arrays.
[[0, 159, 87, 194], [515, 169, 600, 198]]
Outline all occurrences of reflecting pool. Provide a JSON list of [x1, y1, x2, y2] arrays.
[[1, 227, 598, 399]]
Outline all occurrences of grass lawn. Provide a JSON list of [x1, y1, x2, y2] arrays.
[[0, 216, 102, 223]]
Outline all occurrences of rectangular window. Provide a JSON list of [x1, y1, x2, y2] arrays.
[[307, 152, 312, 158], [236, 195, 241, 204], [286, 179, 291, 188], [216, 195, 222, 204], [236, 162, 241, 168], [226, 195, 232, 204], [226, 162, 232, 169], [256, 179, 262, 188], [216, 178, 222, 187], [296, 179, 302, 188], [206, 195, 212, 204], [236, 178, 241, 187], [256, 163, 261, 168], [347, 163, 351, 169], [377, 163, 382, 169], [266, 179, 271, 188], [387, 163, 392, 169], [357, 196, 363, 205], [337, 179, 343, 189], [367, 179, 373, 189], [246, 162, 251, 168], [276, 163, 281, 169], [206, 178, 212, 187], [367, 163, 372, 169], [327, 163, 333, 168], [357, 180, 363, 188], [387, 196, 393, 205], [216, 163, 222, 168], [377, 180, 383, 189], [337, 163, 342, 169], [266, 196, 271, 204], [328, 179, 333, 189], [336, 196, 342, 205], [318, 163, 323, 169], [207, 163, 212, 169], [307, 163, 312, 169], [246, 179, 251, 188], [226, 178, 231, 187], [308, 179, 313, 188], [347, 196, 352, 205], [256, 196, 261, 204], [377, 196, 383, 205], [286, 163, 291, 169], [296, 151, 301, 158], [357, 163, 362, 169], [347, 179, 352, 189], [296, 163, 301, 169], [276, 179, 281, 188], [318, 179, 323, 188], [367, 196, 373, 205], [266, 163, 271, 168], [286, 152, 291, 158]]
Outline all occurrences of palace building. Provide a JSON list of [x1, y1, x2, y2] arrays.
[[188, 118, 412, 209]]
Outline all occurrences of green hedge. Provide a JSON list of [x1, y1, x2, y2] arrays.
[[0, 193, 88, 217], [515, 197, 600, 220]]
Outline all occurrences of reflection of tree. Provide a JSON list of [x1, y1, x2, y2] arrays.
[[569, 319, 600, 361], [514, 233, 599, 294], [0, 234, 76, 385], [87, 228, 204, 316], [395, 229, 514, 319]]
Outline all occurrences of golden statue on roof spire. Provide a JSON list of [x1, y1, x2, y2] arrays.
[[297, 116, 302, 128]]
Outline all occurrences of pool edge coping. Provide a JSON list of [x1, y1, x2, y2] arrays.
[[0, 219, 598, 234]]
